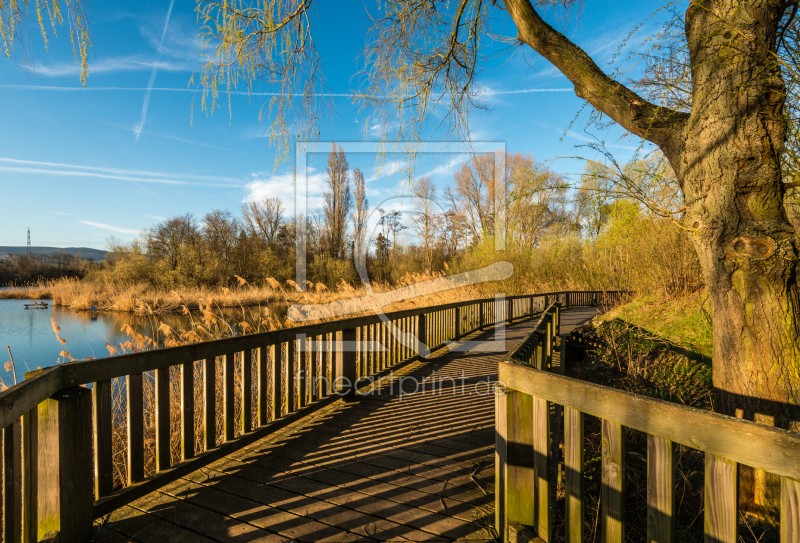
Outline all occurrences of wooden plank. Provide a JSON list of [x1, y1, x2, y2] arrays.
[[781, 477, 800, 543], [93, 378, 114, 497], [565, 407, 583, 543], [298, 335, 307, 407], [321, 334, 330, 396], [704, 453, 737, 543], [495, 384, 508, 540], [285, 339, 296, 413], [499, 362, 800, 480], [127, 373, 144, 484], [203, 358, 216, 451], [270, 343, 280, 421], [22, 405, 37, 543], [337, 328, 357, 396], [155, 367, 171, 472], [257, 345, 269, 425], [3, 419, 22, 543], [224, 352, 235, 441], [647, 435, 674, 543], [533, 395, 551, 541], [506, 391, 536, 531], [181, 362, 195, 461], [602, 419, 625, 543], [242, 349, 252, 434]]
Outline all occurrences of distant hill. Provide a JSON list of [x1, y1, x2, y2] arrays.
[[0, 246, 108, 261]]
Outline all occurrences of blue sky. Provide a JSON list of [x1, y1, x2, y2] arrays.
[[0, 0, 669, 249]]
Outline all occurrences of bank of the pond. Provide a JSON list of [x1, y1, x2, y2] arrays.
[[0, 299, 269, 388]]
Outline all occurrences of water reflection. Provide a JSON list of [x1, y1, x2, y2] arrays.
[[0, 299, 266, 386]]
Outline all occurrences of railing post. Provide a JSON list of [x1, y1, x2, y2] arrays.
[[479, 302, 485, 329], [36, 386, 93, 543], [336, 328, 357, 397], [507, 298, 513, 324], [495, 384, 508, 541], [454, 306, 461, 340]]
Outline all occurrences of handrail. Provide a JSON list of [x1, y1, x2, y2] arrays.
[[0, 288, 626, 542], [0, 289, 624, 425], [495, 311, 800, 543]]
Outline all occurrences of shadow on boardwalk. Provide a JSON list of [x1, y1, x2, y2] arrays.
[[95, 308, 603, 543]]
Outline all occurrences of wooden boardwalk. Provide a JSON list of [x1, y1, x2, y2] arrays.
[[93, 308, 603, 543]]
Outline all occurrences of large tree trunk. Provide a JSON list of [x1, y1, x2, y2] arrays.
[[678, 0, 799, 516], [679, 1, 800, 428]]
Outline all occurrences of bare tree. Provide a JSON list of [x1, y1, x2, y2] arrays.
[[323, 143, 352, 260], [351, 167, 369, 265], [241, 197, 285, 247], [412, 177, 439, 270]]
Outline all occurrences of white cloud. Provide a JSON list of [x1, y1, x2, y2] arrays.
[[80, 221, 140, 235], [147, 215, 168, 221], [243, 169, 328, 214]]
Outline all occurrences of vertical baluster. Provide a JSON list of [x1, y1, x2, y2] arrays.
[[339, 328, 357, 396], [203, 357, 217, 451], [203, 358, 216, 450], [181, 362, 195, 460], [3, 420, 22, 543], [297, 336, 306, 407], [271, 344, 280, 420], [258, 345, 269, 426], [242, 349, 252, 433], [781, 477, 800, 543], [285, 339, 296, 413], [704, 454, 737, 543], [533, 395, 551, 541], [647, 435, 674, 543], [565, 407, 584, 543], [602, 420, 625, 543], [368, 324, 375, 375], [311, 336, 320, 401], [322, 334, 330, 396], [127, 372, 144, 483], [506, 390, 536, 532], [155, 367, 170, 471], [224, 353, 235, 441], [22, 402, 36, 542], [93, 378, 113, 496]]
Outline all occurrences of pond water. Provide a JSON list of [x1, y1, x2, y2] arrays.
[[0, 299, 264, 387]]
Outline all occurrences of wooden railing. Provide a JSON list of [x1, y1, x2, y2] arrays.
[[0, 289, 624, 543], [496, 305, 800, 543]]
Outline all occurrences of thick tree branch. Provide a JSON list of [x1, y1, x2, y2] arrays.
[[504, 0, 688, 158]]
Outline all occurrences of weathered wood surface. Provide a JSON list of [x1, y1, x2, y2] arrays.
[[499, 362, 800, 480], [704, 453, 737, 543], [564, 407, 583, 543], [602, 419, 625, 543], [93, 317, 549, 542]]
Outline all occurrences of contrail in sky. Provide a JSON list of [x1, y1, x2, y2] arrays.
[[134, 0, 176, 142], [0, 85, 575, 97]]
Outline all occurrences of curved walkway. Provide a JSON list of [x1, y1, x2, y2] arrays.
[[94, 307, 603, 543]]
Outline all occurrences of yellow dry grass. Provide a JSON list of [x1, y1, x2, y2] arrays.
[[0, 272, 502, 317]]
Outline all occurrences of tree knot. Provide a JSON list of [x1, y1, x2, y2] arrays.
[[726, 236, 776, 259]]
